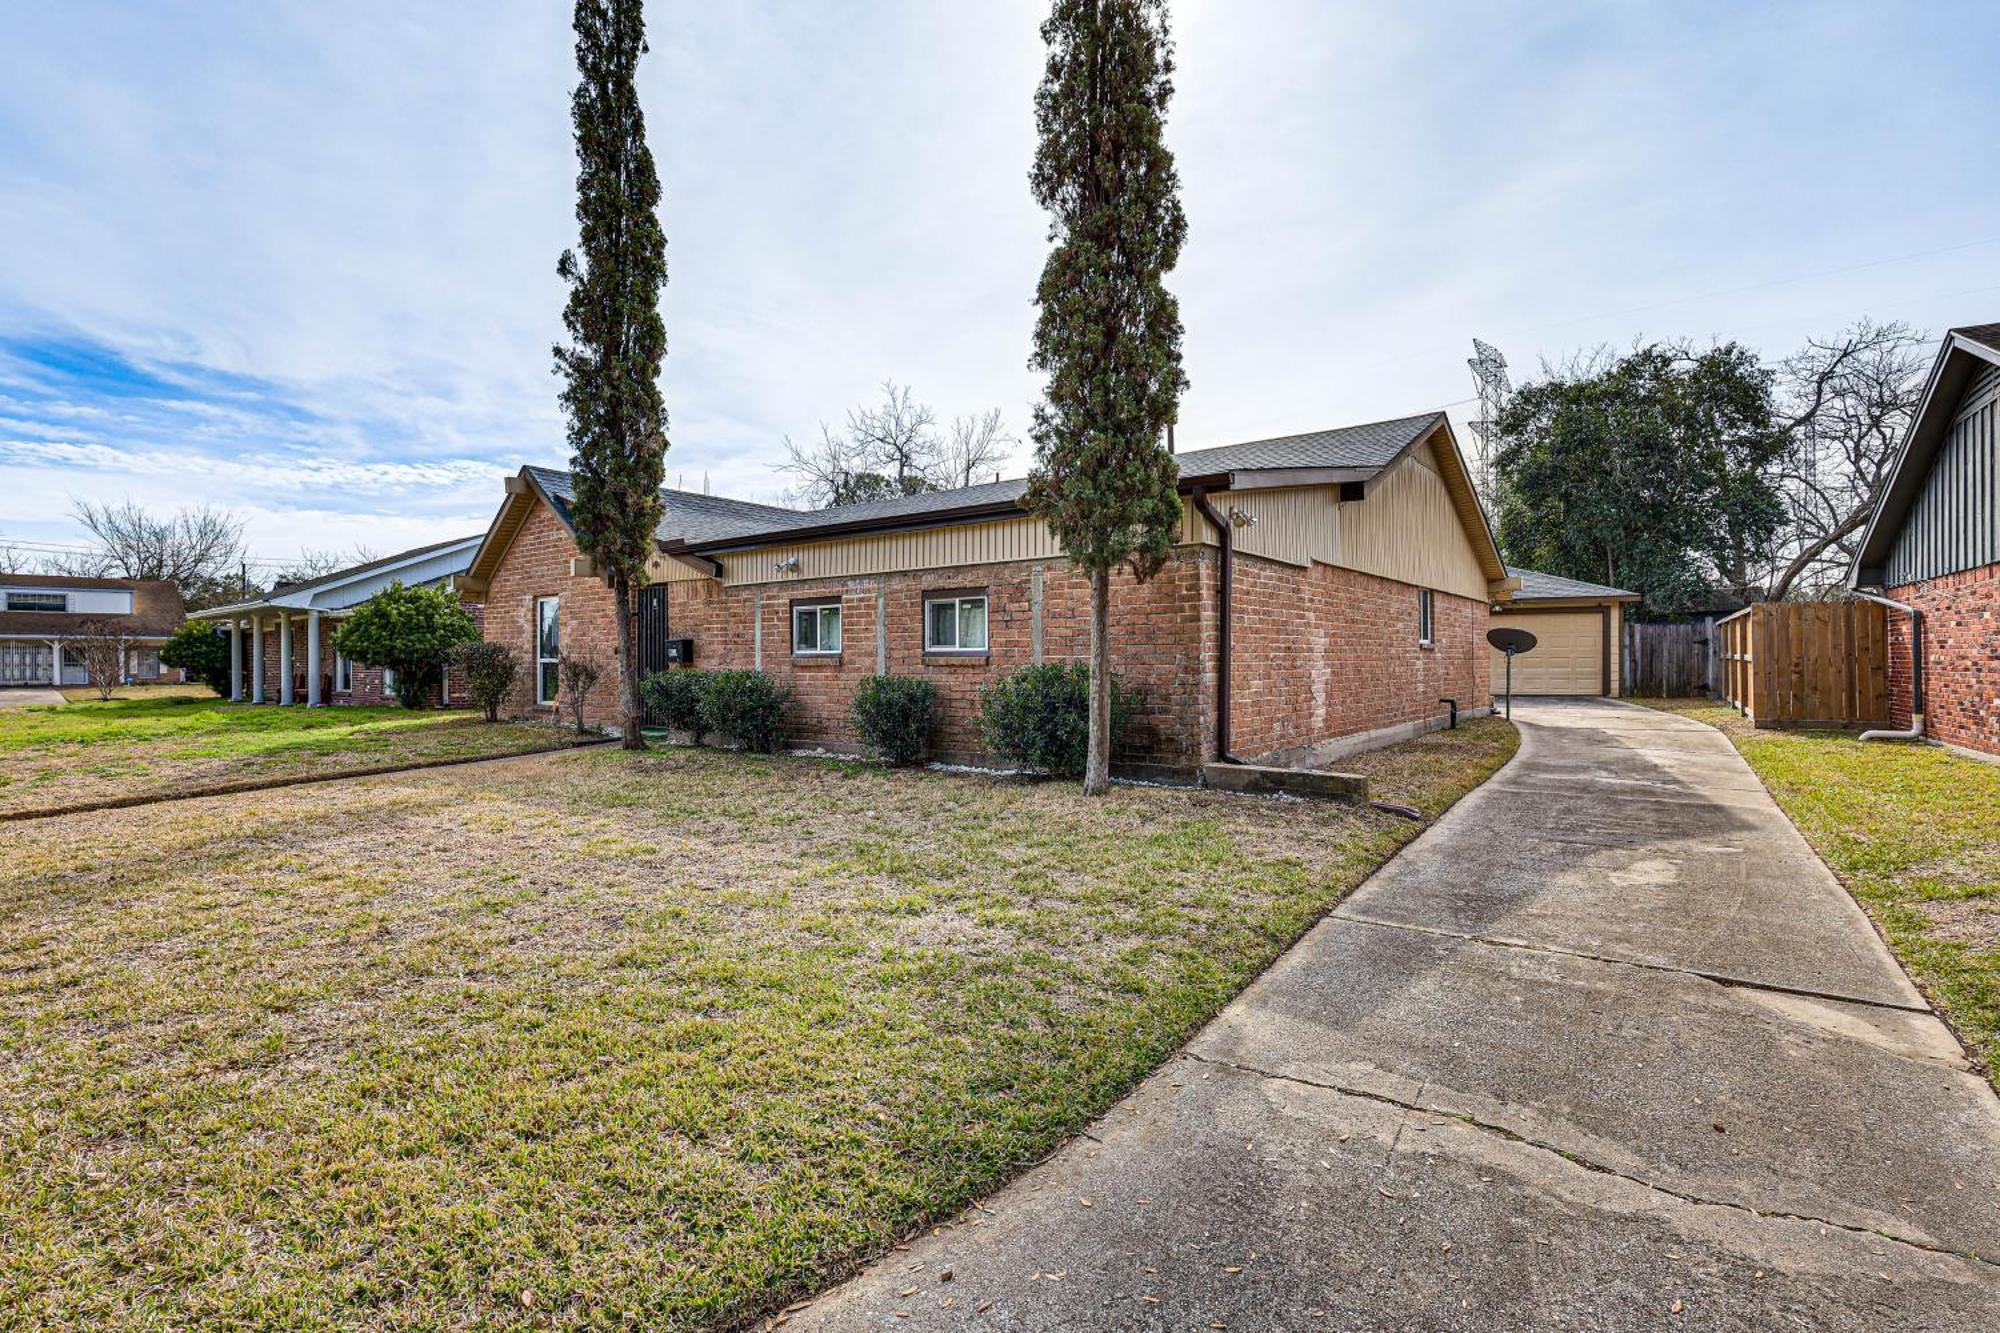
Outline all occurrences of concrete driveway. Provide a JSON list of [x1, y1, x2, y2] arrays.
[[0, 686, 65, 709], [790, 700, 2000, 1331]]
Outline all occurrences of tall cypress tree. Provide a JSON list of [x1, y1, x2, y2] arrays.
[[555, 0, 668, 749], [1023, 0, 1188, 795]]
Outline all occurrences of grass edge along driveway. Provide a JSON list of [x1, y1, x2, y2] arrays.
[[0, 718, 1514, 1331], [1634, 697, 2000, 1088]]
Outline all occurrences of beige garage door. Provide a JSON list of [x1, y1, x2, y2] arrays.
[[1492, 611, 1605, 695]]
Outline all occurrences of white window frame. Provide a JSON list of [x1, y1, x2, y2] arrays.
[[1417, 588, 1435, 647], [6, 591, 67, 613], [923, 592, 989, 654], [536, 596, 561, 705], [335, 651, 352, 693], [792, 600, 842, 656]]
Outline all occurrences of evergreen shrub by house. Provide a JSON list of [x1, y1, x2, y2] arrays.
[[699, 670, 791, 753], [332, 582, 479, 710], [979, 662, 1134, 778], [850, 674, 938, 766], [159, 623, 232, 696], [641, 669, 710, 744]]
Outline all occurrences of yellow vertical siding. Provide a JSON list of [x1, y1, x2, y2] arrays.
[[1333, 440, 1490, 600]]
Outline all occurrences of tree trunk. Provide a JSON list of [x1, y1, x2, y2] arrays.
[[1084, 563, 1111, 795], [613, 575, 646, 751]]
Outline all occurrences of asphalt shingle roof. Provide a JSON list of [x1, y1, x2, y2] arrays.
[[1506, 566, 1639, 602], [526, 412, 1447, 551], [525, 466, 803, 546], [1952, 322, 2000, 356]]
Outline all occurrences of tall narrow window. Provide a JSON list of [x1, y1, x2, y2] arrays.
[[792, 599, 841, 655], [536, 596, 561, 703], [335, 652, 352, 693], [924, 592, 989, 653], [1417, 588, 1435, 646]]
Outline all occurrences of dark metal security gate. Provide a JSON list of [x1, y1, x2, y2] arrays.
[[637, 585, 670, 677]]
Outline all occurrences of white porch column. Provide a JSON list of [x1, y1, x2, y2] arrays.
[[279, 615, 295, 706], [228, 620, 243, 700], [251, 616, 266, 704], [306, 609, 322, 706]]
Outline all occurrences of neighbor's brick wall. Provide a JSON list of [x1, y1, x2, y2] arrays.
[[483, 498, 626, 728], [1227, 555, 1489, 763], [665, 551, 1215, 770], [1889, 560, 2000, 756]]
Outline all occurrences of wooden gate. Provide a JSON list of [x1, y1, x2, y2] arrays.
[[1623, 620, 1709, 697], [1717, 602, 1891, 728]]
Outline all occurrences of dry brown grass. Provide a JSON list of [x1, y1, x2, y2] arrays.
[[0, 723, 1517, 1331]]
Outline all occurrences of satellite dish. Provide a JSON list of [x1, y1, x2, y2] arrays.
[[1488, 626, 1538, 655]]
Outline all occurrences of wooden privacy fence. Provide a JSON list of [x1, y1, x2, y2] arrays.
[[1717, 602, 1891, 728], [1624, 620, 1711, 697]]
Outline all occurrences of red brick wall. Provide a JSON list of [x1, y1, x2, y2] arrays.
[[1227, 555, 1489, 762], [1889, 561, 2000, 756], [483, 499, 627, 729], [664, 551, 1215, 769]]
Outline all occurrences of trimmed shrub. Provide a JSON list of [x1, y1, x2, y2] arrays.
[[979, 662, 1134, 778], [160, 622, 232, 696], [699, 669, 791, 753], [453, 641, 518, 722], [850, 674, 938, 766], [641, 669, 709, 744]]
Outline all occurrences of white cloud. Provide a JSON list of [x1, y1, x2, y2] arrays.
[[2, 0, 1997, 563]]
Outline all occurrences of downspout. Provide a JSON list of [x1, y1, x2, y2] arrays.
[[1189, 486, 1243, 765], [1854, 590, 1923, 742]]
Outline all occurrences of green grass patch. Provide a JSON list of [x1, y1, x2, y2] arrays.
[[1636, 698, 2000, 1085], [0, 719, 1515, 1330], [0, 694, 575, 816]]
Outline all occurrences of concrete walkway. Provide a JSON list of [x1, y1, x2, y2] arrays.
[[790, 700, 2000, 1332], [0, 687, 65, 709]]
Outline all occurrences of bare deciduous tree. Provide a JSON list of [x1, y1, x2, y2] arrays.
[[558, 649, 605, 735], [779, 383, 1015, 507], [846, 381, 941, 495], [1764, 320, 1929, 600], [71, 618, 130, 701], [46, 500, 247, 608], [939, 408, 1015, 488], [266, 545, 381, 591]]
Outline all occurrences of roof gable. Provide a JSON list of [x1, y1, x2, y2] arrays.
[[1852, 324, 2000, 584]]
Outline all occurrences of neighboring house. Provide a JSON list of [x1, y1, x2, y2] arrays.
[[0, 574, 185, 687], [459, 412, 1518, 773], [185, 537, 483, 707], [1488, 568, 1640, 697], [1851, 321, 2000, 758]]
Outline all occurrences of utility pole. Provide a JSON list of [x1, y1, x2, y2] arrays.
[[1467, 338, 1510, 508]]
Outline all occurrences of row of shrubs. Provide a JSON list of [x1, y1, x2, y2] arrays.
[[639, 662, 1133, 776]]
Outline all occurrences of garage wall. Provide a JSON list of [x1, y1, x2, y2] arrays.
[[1490, 603, 1621, 696]]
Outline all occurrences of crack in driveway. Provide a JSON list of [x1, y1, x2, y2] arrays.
[[1179, 1049, 1998, 1273]]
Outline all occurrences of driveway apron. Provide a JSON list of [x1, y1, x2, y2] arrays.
[[790, 700, 2000, 1331]]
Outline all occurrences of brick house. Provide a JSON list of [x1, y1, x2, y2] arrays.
[[1851, 322, 2000, 758], [459, 412, 1520, 774], [186, 537, 484, 707], [0, 574, 185, 686]]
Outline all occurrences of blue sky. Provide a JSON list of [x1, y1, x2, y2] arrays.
[[3, 1, 1997, 566]]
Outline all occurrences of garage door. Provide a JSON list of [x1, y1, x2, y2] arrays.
[[1491, 611, 1605, 695]]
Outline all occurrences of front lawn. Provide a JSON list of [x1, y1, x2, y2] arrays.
[[0, 694, 578, 818], [0, 718, 1515, 1330], [1637, 698, 2000, 1084]]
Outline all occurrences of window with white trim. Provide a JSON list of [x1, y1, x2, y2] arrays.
[[792, 599, 841, 655], [382, 665, 397, 697], [335, 652, 352, 693], [536, 596, 561, 704], [924, 592, 988, 653], [1417, 588, 1435, 646], [6, 591, 66, 613]]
